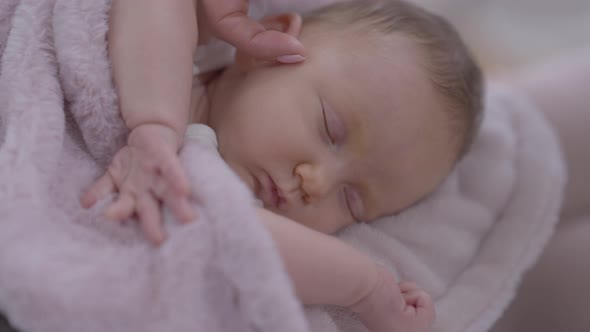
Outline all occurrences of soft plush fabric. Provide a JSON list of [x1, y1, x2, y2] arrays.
[[0, 1, 565, 332]]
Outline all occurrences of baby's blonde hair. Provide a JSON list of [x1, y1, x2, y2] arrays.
[[304, 0, 484, 159]]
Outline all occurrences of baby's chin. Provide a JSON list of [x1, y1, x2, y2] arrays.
[[228, 163, 257, 199]]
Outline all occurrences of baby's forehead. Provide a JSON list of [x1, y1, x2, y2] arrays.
[[307, 27, 428, 74]]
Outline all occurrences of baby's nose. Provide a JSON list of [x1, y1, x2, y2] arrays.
[[294, 162, 336, 203]]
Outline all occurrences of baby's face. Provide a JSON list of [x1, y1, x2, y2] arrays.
[[207, 29, 456, 234]]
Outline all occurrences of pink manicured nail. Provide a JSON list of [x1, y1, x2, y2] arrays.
[[276, 54, 305, 64]]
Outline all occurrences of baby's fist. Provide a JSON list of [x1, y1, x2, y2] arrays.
[[398, 281, 436, 332]]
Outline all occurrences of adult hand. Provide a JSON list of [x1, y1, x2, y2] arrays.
[[201, 0, 305, 63]]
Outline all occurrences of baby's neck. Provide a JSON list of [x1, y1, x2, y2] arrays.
[[189, 70, 223, 126]]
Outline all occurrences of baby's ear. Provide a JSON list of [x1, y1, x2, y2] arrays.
[[235, 13, 303, 69], [259, 13, 303, 37]]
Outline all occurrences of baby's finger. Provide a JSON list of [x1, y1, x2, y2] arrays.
[[403, 289, 434, 316], [152, 176, 169, 199], [153, 178, 196, 224], [399, 281, 420, 293], [403, 289, 436, 325], [137, 193, 166, 245], [159, 157, 190, 196], [167, 196, 197, 224], [80, 173, 116, 209], [403, 289, 425, 305], [105, 192, 135, 221]]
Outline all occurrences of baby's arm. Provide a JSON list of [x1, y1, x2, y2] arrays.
[[108, 0, 198, 141], [81, 0, 200, 244], [257, 208, 435, 332]]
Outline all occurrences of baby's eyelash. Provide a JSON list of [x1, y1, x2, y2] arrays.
[[321, 103, 336, 144], [343, 188, 357, 221]]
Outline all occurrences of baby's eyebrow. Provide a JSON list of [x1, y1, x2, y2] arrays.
[[357, 183, 378, 222], [333, 104, 371, 219], [328, 100, 375, 220], [347, 115, 396, 222], [361, 193, 399, 223], [325, 101, 348, 143], [345, 108, 367, 159]]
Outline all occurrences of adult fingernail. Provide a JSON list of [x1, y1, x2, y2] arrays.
[[276, 54, 305, 64]]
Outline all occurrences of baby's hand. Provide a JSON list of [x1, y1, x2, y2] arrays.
[[80, 124, 196, 245], [397, 281, 436, 332], [351, 266, 435, 332]]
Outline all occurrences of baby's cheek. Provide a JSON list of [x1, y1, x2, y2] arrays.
[[317, 219, 353, 235], [301, 212, 352, 235]]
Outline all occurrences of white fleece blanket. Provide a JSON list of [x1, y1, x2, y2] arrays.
[[0, 0, 565, 332]]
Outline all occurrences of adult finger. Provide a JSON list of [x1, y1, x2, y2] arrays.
[[80, 173, 116, 209], [137, 193, 166, 245], [202, 0, 304, 61]]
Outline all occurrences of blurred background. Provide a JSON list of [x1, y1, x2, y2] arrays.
[[410, 1, 590, 331], [414, 0, 590, 74]]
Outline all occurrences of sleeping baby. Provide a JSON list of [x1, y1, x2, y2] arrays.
[[81, 1, 483, 331]]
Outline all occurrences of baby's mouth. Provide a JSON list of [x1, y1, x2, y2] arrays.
[[255, 171, 286, 209], [271, 175, 288, 209]]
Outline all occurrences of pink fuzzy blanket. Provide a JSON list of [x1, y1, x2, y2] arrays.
[[0, 1, 308, 331]]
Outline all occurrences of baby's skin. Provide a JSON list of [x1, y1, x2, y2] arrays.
[[82, 1, 444, 331]]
